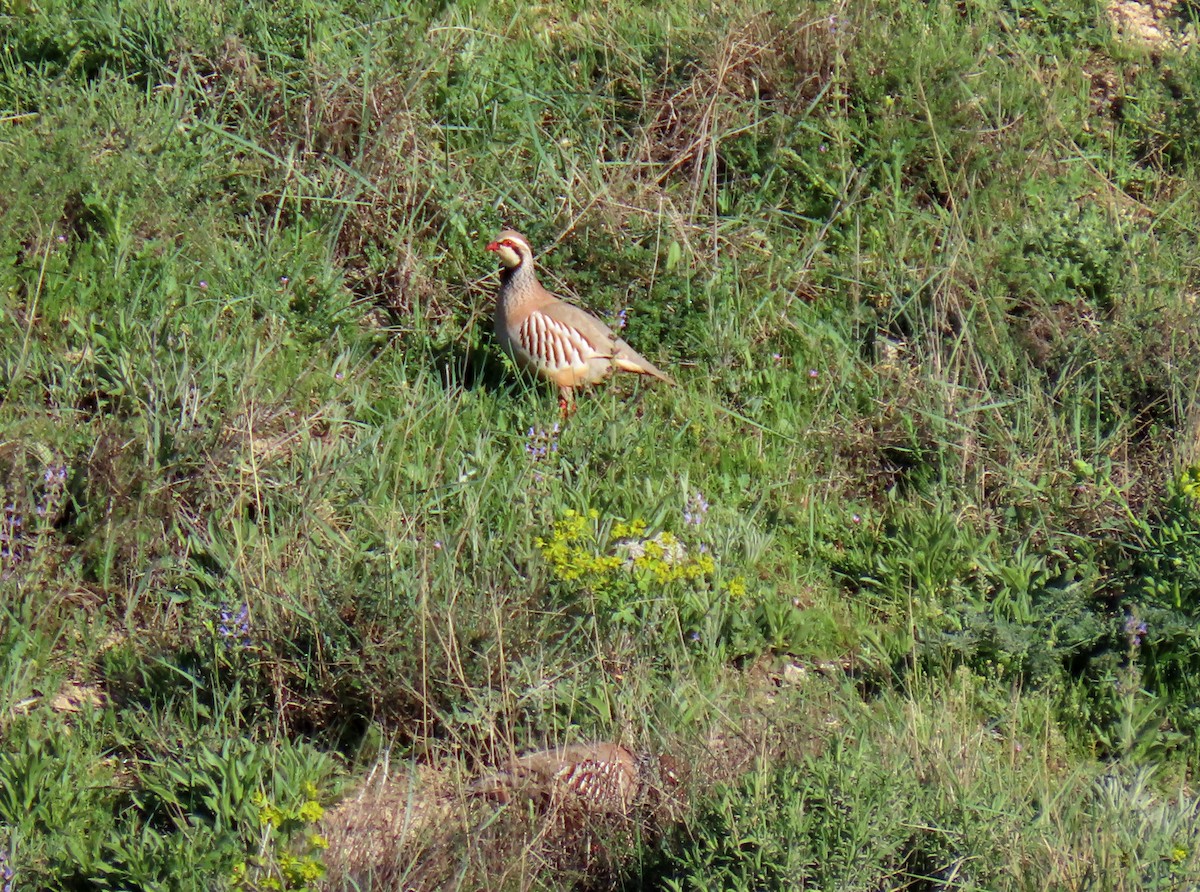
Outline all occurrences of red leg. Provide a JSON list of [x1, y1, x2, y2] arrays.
[[559, 389, 576, 419]]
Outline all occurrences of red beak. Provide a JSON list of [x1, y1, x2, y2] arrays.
[[486, 241, 500, 252]]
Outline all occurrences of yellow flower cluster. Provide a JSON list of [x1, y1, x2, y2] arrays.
[[611, 518, 648, 539], [535, 509, 622, 583], [253, 784, 324, 829], [629, 531, 716, 584], [278, 851, 327, 888], [536, 509, 717, 590], [233, 783, 328, 891], [1181, 465, 1200, 505]]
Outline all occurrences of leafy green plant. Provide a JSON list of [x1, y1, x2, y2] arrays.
[[1112, 470, 1200, 758], [135, 734, 335, 841], [667, 738, 930, 890], [1005, 199, 1128, 307], [1082, 768, 1200, 889], [1091, 612, 1187, 764], [0, 726, 107, 843]]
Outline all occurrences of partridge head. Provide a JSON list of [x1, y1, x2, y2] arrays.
[[486, 230, 674, 411]]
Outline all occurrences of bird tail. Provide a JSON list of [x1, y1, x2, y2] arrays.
[[614, 351, 675, 385]]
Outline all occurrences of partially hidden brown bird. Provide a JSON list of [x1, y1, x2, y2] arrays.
[[470, 742, 680, 816], [486, 230, 674, 411]]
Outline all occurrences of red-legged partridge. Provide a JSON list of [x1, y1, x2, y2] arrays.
[[471, 742, 680, 816], [486, 230, 674, 410]]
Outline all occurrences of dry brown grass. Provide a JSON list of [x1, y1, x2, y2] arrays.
[[319, 756, 667, 890], [320, 760, 465, 889], [638, 9, 838, 192]]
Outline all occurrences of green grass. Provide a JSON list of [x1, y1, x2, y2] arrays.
[[3, 0, 1200, 888]]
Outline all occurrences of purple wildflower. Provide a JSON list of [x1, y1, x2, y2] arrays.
[[1123, 614, 1147, 648], [218, 603, 252, 649], [526, 423, 561, 462], [683, 491, 709, 527], [1, 505, 25, 570]]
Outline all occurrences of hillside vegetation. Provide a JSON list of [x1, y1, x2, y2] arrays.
[[3, 0, 1200, 889]]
